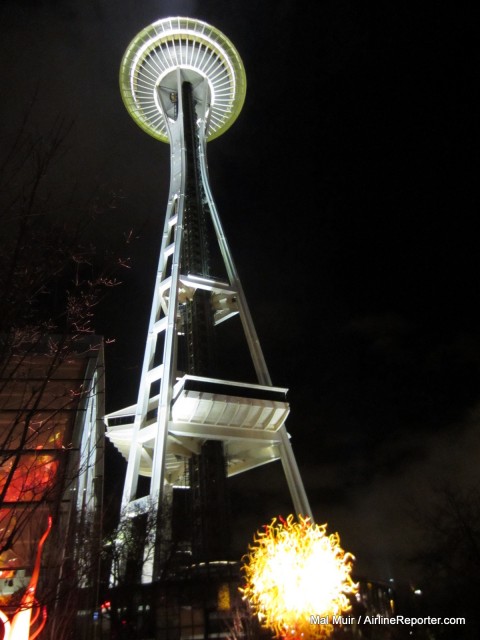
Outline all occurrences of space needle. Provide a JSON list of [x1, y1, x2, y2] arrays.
[[105, 16, 312, 587]]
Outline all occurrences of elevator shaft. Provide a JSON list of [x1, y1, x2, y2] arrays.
[[179, 82, 230, 562]]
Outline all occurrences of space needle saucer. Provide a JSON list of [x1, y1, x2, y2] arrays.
[[119, 16, 247, 143]]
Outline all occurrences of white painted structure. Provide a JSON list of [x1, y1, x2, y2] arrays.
[[105, 17, 311, 582]]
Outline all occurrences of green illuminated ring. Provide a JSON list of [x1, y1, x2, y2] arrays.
[[119, 17, 247, 143]]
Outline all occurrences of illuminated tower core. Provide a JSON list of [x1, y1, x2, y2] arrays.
[[105, 16, 311, 582]]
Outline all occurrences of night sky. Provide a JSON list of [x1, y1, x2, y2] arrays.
[[1, 0, 479, 594]]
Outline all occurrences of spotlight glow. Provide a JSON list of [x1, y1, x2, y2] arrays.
[[241, 515, 357, 639]]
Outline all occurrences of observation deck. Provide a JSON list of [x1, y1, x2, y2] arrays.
[[119, 16, 246, 142]]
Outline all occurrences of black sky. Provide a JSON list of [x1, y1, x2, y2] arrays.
[[1, 0, 479, 591]]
